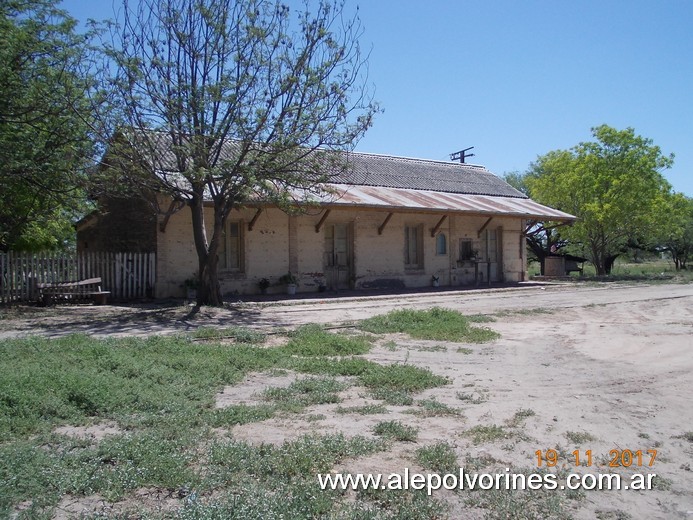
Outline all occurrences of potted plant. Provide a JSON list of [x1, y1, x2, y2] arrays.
[[431, 275, 440, 287], [278, 272, 298, 295], [257, 277, 270, 295], [183, 274, 199, 300]]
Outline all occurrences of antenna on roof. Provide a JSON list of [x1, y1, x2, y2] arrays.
[[450, 146, 475, 163]]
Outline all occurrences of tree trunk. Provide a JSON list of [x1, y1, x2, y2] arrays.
[[604, 255, 618, 275], [592, 247, 607, 276], [188, 192, 226, 306]]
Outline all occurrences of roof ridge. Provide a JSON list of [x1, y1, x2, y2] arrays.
[[349, 150, 487, 169]]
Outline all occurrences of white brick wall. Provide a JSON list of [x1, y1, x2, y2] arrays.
[[154, 203, 527, 297]]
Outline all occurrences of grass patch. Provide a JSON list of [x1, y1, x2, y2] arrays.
[[335, 404, 388, 415], [263, 377, 347, 411], [208, 433, 384, 483], [0, 334, 283, 441], [360, 364, 449, 406], [650, 475, 672, 490], [411, 398, 461, 417], [0, 323, 501, 518], [415, 442, 459, 474], [382, 340, 398, 351], [288, 356, 376, 376], [193, 325, 266, 343], [456, 390, 489, 404], [359, 364, 449, 393], [464, 424, 512, 444], [565, 430, 597, 444], [464, 467, 575, 519], [457, 347, 473, 354], [373, 420, 418, 442], [506, 408, 536, 427], [359, 307, 500, 343], [210, 403, 276, 427], [280, 324, 372, 356]]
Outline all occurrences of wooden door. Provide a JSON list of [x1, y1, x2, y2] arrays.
[[324, 224, 352, 290]]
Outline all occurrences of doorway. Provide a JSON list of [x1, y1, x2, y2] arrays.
[[324, 223, 353, 290]]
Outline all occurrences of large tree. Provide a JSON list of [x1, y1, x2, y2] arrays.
[[527, 125, 673, 275], [97, 0, 377, 305], [655, 192, 693, 270], [0, 0, 95, 252], [504, 170, 569, 274]]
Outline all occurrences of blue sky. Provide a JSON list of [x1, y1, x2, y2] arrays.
[[60, 0, 693, 196]]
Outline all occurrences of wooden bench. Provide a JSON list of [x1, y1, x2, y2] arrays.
[[37, 277, 111, 306]]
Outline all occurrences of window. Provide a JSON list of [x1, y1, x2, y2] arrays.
[[459, 238, 473, 261], [405, 224, 423, 269], [220, 220, 244, 271], [436, 233, 447, 255]]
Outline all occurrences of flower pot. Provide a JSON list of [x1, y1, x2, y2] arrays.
[[287, 283, 297, 295]]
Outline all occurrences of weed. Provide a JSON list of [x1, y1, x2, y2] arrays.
[[281, 324, 372, 356], [456, 390, 489, 404], [193, 325, 266, 344], [464, 424, 512, 444], [359, 364, 448, 406], [565, 431, 597, 444], [359, 307, 500, 343], [288, 356, 376, 376], [263, 377, 347, 410], [457, 347, 473, 354], [211, 404, 276, 427], [650, 475, 672, 490], [207, 433, 384, 483], [335, 404, 388, 415], [415, 442, 459, 474], [0, 334, 283, 441], [373, 420, 418, 442], [368, 388, 414, 406], [382, 340, 398, 351], [506, 408, 536, 427], [353, 487, 448, 517], [464, 468, 572, 519], [354, 487, 447, 517], [359, 364, 449, 394], [412, 398, 461, 417]]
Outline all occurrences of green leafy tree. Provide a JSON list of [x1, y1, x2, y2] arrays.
[[504, 170, 569, 274], [655, 192, 693, 270], [527, 125, 673, 275], [0, 0, 95, 251], [97, 0, 378, 306]]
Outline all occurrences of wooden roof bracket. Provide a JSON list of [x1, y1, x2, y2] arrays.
[[477, 217, 493, 238], [430, 214, 448, 237], [248, 208, 263, 231], [378, 212, 394, 235], [315, 209, 331, 233]]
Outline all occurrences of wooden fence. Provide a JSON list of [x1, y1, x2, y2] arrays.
[[0, 252, 156, 304]]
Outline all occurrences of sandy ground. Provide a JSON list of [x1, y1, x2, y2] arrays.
[[3, 282, 693, 518]]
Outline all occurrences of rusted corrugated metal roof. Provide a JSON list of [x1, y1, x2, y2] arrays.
[[318, 184, 576, 221]]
